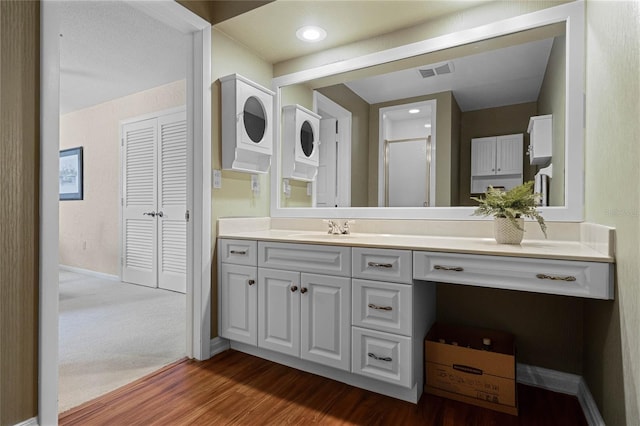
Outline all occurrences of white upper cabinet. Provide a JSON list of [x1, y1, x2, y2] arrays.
[[221, 74, 274, 174], [282, 105, 321, 181], [528, 114, 553, 165], [470, 134, 523, 194]]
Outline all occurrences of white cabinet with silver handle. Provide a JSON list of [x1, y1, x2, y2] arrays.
[[351, 248, 435, 391], [413, 251, 613, 299]]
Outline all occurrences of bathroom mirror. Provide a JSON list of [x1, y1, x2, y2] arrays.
[[272, 2, 584, 221]]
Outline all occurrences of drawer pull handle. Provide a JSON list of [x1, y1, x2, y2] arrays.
[[230, 250, 248, 255], [290, 285, 298, 292], [434, 265, 464, 272], [368, 353, 392, 362], [300, 287, 308, 294], [536, 273, 577, 282], [368, 261, 393, 269], [368, 303, 393, 311], [248, 279, 255, 286]]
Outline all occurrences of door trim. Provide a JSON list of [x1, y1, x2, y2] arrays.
[[40, 2, 211, 424], [313, 91, 352, 207], [377, 100, 437, 207]]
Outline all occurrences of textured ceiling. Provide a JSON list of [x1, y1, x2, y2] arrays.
[[59, 1, 189, 114]]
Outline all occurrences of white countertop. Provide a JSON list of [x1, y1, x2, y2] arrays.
[[217, 228, 614, 263]]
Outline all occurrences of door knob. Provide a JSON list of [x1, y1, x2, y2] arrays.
[[300, 287, 308, 294], [290, 286, 298, 292], [248, 279, 255, 286], [156, 211, 164, 218], [143, 211, 156, 217]]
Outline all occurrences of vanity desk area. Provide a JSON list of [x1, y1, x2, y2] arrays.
[[214, 1, 611, 413], [217, 217, 615, 404]]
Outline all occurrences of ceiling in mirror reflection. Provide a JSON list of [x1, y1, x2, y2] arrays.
[[345, 38, 554, 111]]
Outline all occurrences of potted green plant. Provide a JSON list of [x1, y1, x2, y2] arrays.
[[471, 181, 547, 244]]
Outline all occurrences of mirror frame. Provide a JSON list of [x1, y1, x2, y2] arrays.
[[271, 2, 584, 222]]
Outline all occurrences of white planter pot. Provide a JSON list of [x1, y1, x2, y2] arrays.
[[493, 217, 524, 244]]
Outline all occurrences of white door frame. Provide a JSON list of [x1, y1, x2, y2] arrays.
[[313, 91, 352, 207], [378, 100, 437, 207], [40, 2, 211, 424]]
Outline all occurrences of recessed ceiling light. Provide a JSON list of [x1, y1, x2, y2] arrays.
[[424, 124, 432, 128], [296, 26, 327, 43], [409, 109, 420, 114]]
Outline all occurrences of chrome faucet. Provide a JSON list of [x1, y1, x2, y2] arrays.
[[326, 220, 353, 235]]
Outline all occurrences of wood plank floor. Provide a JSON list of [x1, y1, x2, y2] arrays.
[[60, 350, 588, 425]]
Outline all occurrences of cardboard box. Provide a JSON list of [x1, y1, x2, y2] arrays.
[[424, 323, 517, 415]]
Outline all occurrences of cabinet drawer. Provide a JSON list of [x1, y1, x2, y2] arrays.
[[413, 251, 613, 300], [220, 239, 258, 266], [352, 327, 412, 388], [352, 247, 412, 284], [352, 279, 412, 336], [259, 241, 351, 277]]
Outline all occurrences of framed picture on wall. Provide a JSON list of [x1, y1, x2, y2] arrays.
[[59, 147, 83, 201]]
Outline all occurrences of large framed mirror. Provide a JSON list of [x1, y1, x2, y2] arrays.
[[271, 2, 584, 221]]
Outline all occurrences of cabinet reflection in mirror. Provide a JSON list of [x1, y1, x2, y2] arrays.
[[278, 21, 570, 209]]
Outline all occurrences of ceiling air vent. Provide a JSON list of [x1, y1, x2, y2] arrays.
[[418, 68, 436, 78], [417, 61, 454, 78]]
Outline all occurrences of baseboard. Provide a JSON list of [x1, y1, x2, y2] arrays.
[[59, 264, 119, 281], [13, 417, 38, 426], [517, 363, 581, 394], [577, 378, 605, 426], [517, 363, 604, 426], [209, 337, 230, 357]]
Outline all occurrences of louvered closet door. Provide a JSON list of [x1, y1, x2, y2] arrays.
[[122, 118, 158, 288], [157, 112, 187, 293]]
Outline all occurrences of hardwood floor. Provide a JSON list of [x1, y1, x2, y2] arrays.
[[60, 350, 587, 425]]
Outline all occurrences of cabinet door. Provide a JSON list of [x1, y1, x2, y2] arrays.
[[470, 137, 497, 176], [496, 134, 523, 175], [300, 273, 351, 371], [220, 263, 257, 345], [258, 268, 300, 357]]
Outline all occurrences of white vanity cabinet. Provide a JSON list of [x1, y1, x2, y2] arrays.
[[218, 239, 434, 403], [350, 247, 435, 390], [258, 267, 351, 371], [470, 134, 523, 194], [219, 240, 258, 345], [254, 241, 352, 370]]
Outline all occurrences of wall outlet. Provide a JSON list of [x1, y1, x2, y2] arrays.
[[212, 169, 222, 189]]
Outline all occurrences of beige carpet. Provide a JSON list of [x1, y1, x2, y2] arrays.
[[58, 269, 186, 413]]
